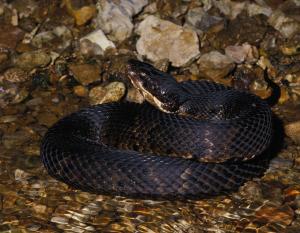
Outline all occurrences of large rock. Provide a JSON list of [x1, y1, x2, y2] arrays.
[[95, 0, 148, 42], [136, 15, 200, 67]]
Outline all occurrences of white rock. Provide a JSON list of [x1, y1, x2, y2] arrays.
[[95, 0, 148, 42], [80, 29, 115, 52], [136, 15, 200, 67], [268, 10, 300, 38]]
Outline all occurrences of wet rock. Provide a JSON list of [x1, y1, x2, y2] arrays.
[[2, 130, 31, 149], [285, 121, 300, 145], [136, 16, 200, 67], [32, 26, 73, 50], [0, 24, 24, 49], [14, 50, 51, 71], [280, 34, 300, 55], [89, 82, 126, 105], [95, 0, 148, 42], [73, 85, 88, 97], [197, 51, 235, 80], [185, 7, 224, 35], [37, 112, 58, 127], [68, 63, 101, 86], [240, 181, 263, 200], [255, 204, 294, 225], [225, 43, 259, 64], [0, 68, 28, 83], [80, 29, 115, 57], [64, 0, 96, 26], [268, 9, 300, 38]]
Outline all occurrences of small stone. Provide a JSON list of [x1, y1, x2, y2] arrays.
[[14, 169, 30, 182], [225, 43, 259, 64], [185, 7, 224, 35], [197, 51, 235, 80], [126, 88, 144, 103], [37, 112, 58, 127], [255, 204, 294, 225], [213, 0, 246, 20], [73, 85, 88, 97], [11, 87, 29, 104], [89, 82, 126, 105], [51, 216, 69, 225], [69, 63, 101, 86], [95, 0, 148, 42], [0, 24, 24, 49], [268, 9, 300, 38], [279, 86, 290, 104], [285, 121, 300, 145], [1, 67, 28, 83], [14, 50, 51, 71], [136, 15, 200, 67], [64, 0, 96, 26], [80, 29, 115, 54]]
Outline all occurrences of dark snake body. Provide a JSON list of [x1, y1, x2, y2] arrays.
[[41, 64, 272, 198]]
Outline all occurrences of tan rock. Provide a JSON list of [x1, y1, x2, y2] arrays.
[[69, 63, 101, 86], [136, 15, 200, 67]]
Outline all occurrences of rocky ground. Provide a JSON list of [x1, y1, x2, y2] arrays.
[[0, 0, 300, 232]]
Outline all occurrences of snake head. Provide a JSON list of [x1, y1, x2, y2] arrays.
[[127, 59, 187, 113]]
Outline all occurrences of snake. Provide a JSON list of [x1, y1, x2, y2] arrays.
[[40, 59, 272, 199]]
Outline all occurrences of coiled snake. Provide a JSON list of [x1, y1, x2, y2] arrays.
[[41, 60, 272, 198]]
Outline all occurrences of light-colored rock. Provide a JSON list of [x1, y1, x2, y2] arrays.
[[136, 15, 200, 67], [80, 29, 115, 55], [95, 0, 148, 42], [247, 2, 272, 17], [185, 7, 224, 35], [89, 82, 126, 105], [285, 121, 300, 145], [268, 10, 300, 38], [213, 0, 246, 20], [197, 51, 234, 80], [225, 43, 258, 64]]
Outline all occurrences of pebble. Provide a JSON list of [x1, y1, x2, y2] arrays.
[[185, 7, 224, 35], [68, 63, 101, 86], [80, 29, 115, 56], [14, 50, 51, 71], [64, 0, 96, 26], [213, 0, 246, 20], [73, 85, 88, 97], [285, 121, 300, 145], [37, 112, 58, 127], [225, 43, 258, 64], [95, 0, 148, 42], [136, 15, 200, 67], [89, 82, 126, 105], [1, 67, 28, 83], [0, 24, 24, 49], [197, 51, 235, 80], [268, 9, 300, 38], [255, 204, 294, 225]]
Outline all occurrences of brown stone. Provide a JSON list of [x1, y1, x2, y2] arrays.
[[255, 204, 294, 225], [69, 63, 101, 86]]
